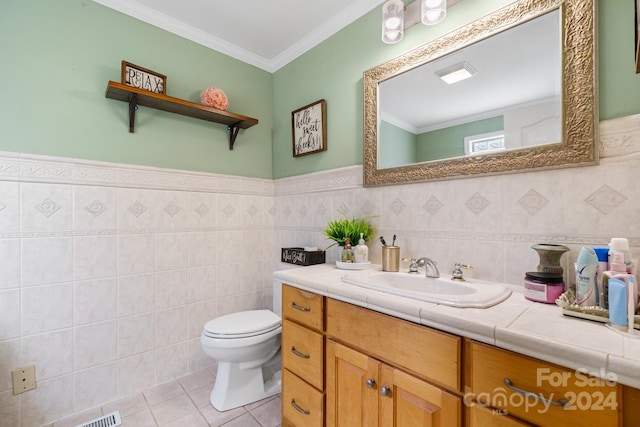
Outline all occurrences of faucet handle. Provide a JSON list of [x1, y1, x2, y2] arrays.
[[402, 257, 422, 273], [451, 263, 472, 281]]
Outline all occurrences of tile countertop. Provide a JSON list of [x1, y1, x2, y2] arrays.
[[273, 263, 640, 390]]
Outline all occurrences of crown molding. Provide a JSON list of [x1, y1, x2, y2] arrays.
[[93, 0, 380, 73]]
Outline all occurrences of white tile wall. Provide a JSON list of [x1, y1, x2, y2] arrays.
[[274, 115, 640, 291], [2, 113, 640, 425], [73, 362, 118, 412], [0, 155, 276, 426], [21, 238, 73, 287], [74, 278, 117, 325], [0, 239, 20, 290]]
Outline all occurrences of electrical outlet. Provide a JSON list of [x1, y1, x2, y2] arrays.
[[12, 365, 36, 395]]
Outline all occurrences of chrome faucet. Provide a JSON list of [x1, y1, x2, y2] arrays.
[[406, 257, 440, 278]]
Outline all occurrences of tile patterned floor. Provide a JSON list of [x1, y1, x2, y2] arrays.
[[44, 368, 281, 427]]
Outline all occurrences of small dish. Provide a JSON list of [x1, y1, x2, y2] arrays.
[[336, 261, 371, 270]]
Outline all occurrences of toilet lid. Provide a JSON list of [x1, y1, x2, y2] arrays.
[[203, 310, 281, 338]]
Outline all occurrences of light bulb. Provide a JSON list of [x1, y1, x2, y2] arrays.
[[385, 17, 402, 30], [382, 0, 405, 44], [422, 0, 447, 25]]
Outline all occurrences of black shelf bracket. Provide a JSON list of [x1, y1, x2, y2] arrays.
[[227, 125, 240, 150], [128, 94, 138, 133]]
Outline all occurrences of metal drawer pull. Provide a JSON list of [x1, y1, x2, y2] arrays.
[[291, 346, 310, 359], [291, 302, 311, 312], [503, 378, 569, 407], [291, 399, 310, 415], [380, 386, 391, 397], [365, 378, 376, 389]]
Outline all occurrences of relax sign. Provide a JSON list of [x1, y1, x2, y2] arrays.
[[121, 61, 166, 95]]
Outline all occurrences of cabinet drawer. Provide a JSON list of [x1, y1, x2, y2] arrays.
[[469, 341, 620, 427], [282, 319, 324, 390], [468, 405, 534, 426], [326, 298, 461, 391], [282, 284, 324, 331], [282, 369, 324, 427]]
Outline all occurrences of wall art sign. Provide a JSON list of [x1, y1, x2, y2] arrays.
[[281, 247, 326, 266], [291, 99, 327, 157], [121, 61, 166, 95]]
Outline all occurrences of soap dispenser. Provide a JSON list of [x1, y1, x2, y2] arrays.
[[341, 237, 354, 263], [354, 233, 369, 263]]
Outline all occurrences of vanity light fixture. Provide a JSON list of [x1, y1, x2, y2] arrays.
[[382, 0, 405, 44], [382, 0, 450, 44], [422, 0, 447, 25], [436, 61, 477, 84]]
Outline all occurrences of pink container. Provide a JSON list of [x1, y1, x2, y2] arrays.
[[524, 272, 564, 303]]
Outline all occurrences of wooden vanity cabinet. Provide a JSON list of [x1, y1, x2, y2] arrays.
[[465, 340, 621, 427], [281, 285, 462, 426], [325, 298, 462, 427], [281, 285, 325, 426], [280, 283, 640, 427], [326, 340, 461, 426]]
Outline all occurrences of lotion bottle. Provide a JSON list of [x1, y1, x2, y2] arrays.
[[608, 278, 628, 329], [602, 252, 638, 312], [354, 233, 369, 263]]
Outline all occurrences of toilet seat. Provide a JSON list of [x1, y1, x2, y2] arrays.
[[203, 310, 281, 339]]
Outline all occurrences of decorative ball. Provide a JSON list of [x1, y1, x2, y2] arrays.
[[200, 87, 229, 110]]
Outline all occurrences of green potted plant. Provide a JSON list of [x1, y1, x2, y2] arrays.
[[322, 216, 376, 249]]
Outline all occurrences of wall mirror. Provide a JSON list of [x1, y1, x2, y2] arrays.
[[363, 0, 597, 186]]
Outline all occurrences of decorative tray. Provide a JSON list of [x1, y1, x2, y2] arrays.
[[336, 261, 371, 270], [556, 289, 640, 329]]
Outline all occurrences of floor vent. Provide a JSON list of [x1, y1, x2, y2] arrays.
[[75, 411, 122, 427]]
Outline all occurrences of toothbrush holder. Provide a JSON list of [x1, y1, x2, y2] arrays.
[[382, 246, 400, 272]]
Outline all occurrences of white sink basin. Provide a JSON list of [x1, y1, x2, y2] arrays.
[[341, 270, 512, 308]]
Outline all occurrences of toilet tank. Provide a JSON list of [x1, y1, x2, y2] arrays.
[[272, 262, 302, 318]]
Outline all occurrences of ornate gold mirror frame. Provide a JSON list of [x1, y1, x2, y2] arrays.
[[363, 0, 597, 187]]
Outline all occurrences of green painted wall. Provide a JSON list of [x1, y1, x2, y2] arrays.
[[379, 121, 417, 168], [272, 0, 640, 178], [2, 0, 638, 179], [1, 0, 273, 178], [599, 0, 640, 119], [416, 116, 504, 162], [272, 0, 516, 178]]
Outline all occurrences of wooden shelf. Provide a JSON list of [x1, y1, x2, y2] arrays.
[[105, 81, 258, 150]]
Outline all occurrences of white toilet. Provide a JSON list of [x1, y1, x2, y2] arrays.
[[200, 274, 288, 411]]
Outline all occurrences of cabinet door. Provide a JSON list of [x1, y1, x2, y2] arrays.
[[326, 340, 379, 427], [379, 365, 461, 427], [327, 298, 460, 391]]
